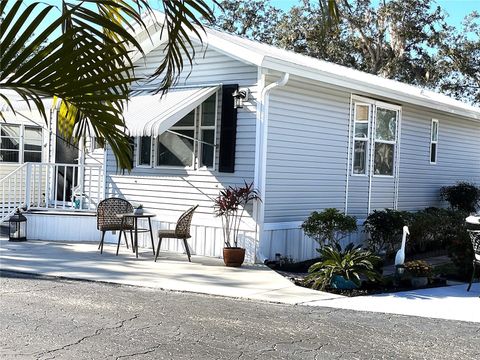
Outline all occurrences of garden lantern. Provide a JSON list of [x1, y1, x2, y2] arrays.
[[9, 208, 27, 242]]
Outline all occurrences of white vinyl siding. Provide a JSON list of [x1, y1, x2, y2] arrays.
[[264, 76, 350, 223], [104, 45, 258, 225], [396, 106, 480, 211]]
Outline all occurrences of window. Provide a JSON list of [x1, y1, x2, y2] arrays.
[[0, 124, 20, 162], [137, 136, 152, 166], [90, 137, 103, 152], [430, 119, 438, 164], [200, 94, 216, 167], [154, 93, 217, 169], [24, 126, 43, 162], [352, 103, 369, 175], [0, 124, 42, 163], [374, 108, 397, 176]]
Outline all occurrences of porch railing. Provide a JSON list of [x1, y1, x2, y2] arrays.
[[0, 162, 104, 224]]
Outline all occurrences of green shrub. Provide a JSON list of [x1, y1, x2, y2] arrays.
[[441, 210, 474, 279], [301, 208, 357, 250], [440, 182, 480, 213], [305, 243, 382, 290], [408, 207, 450, 253], [363, 209, 411, 256]]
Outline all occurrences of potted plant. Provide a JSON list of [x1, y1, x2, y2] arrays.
[[214, 181, 259, 267], [305, 243, 382, 290], [404, 260, 432, 288], [133, 204, 143, 215]]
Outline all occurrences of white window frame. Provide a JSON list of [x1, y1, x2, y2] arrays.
[[430, 119, 439, 164], [151, 93, 217, 171], [136, 136, 153, 167], [349, 96, 401, 179], [198, 93, 218, 170], [89, 137, 104, 153], [154, 110, 197, 170], [372, 106, 399, 178], [0, 123, 43, 164], [351, 102, 371, 176]]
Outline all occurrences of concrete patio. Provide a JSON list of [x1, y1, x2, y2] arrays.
[[0, 238, 340, 305], [1, 237, 478, 323]]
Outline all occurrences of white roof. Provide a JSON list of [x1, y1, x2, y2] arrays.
[[124, 86, 219, 136], [137, 11, 480, 121]]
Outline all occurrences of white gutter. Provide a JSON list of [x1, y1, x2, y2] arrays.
[[345, 95, 354, 214], [254, 71, 290, 263]]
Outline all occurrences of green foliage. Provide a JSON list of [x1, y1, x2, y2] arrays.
[[440, 182, 480, 213], [214, 0, 480, 105], [407, 207, 451, 253], [442, 211, 475, 279], [301, 208, 357, 249], [404, 260, 433, 277], [363, 209, 411, 255], [214, 181, 259, 247], [305, 243, 382, 290]]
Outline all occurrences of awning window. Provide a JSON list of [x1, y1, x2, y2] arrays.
[[124, 86, 220, 137]]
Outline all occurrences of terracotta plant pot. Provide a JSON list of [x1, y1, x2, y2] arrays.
[[223, 247, 246, 267]]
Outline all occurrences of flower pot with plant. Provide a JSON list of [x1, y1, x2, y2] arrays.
[[404, 260, 432, 288], [304, 243, 382, 290], [214, 181, 259, 267], [133, 204, 143, 215]]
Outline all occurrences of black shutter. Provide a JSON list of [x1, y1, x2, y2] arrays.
[[218, 84, 238, 173]]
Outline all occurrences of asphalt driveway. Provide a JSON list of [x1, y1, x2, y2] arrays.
[[1, 271, 479, 360]]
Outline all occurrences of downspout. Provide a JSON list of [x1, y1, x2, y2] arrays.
[[254, 71, 290, 263]]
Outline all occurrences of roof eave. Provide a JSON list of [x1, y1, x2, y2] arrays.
[[261, 57, 480, 121]]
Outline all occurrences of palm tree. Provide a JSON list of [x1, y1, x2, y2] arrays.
[[0, 0, 218, 169]]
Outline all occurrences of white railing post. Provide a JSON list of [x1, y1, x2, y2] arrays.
[[25, 163, 32, 209]]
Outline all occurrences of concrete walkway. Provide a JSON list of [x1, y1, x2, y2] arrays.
[[1, 238, 478, 323], [0, 239, 339, 305]]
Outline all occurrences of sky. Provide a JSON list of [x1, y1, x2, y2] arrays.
[[7, 0, 480, 41], [270, 0, 479, 28]]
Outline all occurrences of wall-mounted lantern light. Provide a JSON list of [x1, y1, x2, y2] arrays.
[[232, 88, 250, 109]]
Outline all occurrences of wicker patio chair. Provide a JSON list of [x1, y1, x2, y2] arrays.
[[155, 205, 199, 262], [467, 229, 480, 291], [97, 198, 134, 254]]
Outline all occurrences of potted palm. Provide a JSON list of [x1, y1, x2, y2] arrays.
[[214, 182, 259, 267]]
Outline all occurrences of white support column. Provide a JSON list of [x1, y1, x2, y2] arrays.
[[25, 163, 32, 209]]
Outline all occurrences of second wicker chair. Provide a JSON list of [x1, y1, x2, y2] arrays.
[[155, 205, 198, 262]]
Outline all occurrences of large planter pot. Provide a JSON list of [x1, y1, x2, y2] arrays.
[[223, 247, 246, 267], [330, 275, 359, 290], [411, 276, 429, 288]]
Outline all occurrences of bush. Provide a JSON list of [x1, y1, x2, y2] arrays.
[[363, 209, 411, 256], [407, 207, 450, 253], [301, 208, 357, 250], [441, 210, 474, 279], [440, 182, 480, 213], [305, 243, 382, 290]]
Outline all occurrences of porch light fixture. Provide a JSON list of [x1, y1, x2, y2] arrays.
[[232, 88, 250, 109], [9, 208, 27, 242]]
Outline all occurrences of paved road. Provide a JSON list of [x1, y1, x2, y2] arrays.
[[1, 271, 479, 360]]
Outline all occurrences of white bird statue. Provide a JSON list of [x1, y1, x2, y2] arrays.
[[395, 226, 409, 266]]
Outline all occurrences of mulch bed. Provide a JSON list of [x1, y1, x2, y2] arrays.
[[268, 260, 451, 297]]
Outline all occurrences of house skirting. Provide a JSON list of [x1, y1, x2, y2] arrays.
[[25, 212, 257, 263]]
